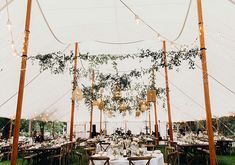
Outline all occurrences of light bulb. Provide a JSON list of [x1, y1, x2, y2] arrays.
[[170, 42, 175, 49], [11, 41, 15, 49], [6, 19, 12, 31], [135, 15, 140, 24], [157, 34, 161, 41]]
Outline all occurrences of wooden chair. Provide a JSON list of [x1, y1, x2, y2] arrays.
[[100, 142, 111, 152], [127, 156, 152, 165], [167, 151, 182, 165], [21, 150, 37, 165], [50, 145, 66, 165], [165, 146, 175, 161], [84, 147, 96, 157], [89, 156, 110, 165]]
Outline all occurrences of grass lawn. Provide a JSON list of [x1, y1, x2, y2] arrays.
[[217, 155, 235, 165]]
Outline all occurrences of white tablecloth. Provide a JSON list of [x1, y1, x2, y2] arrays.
[[91, 153, 164, 165]]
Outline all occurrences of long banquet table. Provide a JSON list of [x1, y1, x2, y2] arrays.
[[92, 152, 164, 165]]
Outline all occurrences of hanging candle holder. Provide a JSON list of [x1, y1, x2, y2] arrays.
[[72, 86, 83, 103], [92, 100, 99, 106], [139, 100, 147, 112], [147, 90, 156, 102], [147, 66, 157, 102], [135, 110, 141, 117], [98, 100, 105, 110]]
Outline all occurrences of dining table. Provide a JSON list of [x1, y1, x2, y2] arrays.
[[91, 150, 164, 165]]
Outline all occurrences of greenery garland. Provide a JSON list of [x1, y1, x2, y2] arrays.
[[28, 48, 200, 113], [29, 48, 200, 74]]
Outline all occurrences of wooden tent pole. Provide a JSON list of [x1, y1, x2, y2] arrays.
[[152, 68, 159, 145], [89, 70, 95, 138], [9, 118, 13, 139], [11, 0, 32, 164], [104, 119, 107, 136], [153, 101, 159, 145], [100, 93, 103, 134], [100, 109, 102, 134], [148, 109, 152, 135], [70, 42, 78, 141], [163, 41, 174, 145], [196, 0, 216, 164]]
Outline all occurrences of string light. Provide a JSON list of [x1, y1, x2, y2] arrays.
[[6, 19, 12, 31], [134, 14, 140, 24], [157, 34, 162, 41], [5, 0, 20, 57], [120, 0, 196, 50], [170, 42, 175, 49]]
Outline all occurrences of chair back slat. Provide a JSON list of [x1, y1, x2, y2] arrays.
[[89, 156, 110, 165], [127, 156, 152, 165]]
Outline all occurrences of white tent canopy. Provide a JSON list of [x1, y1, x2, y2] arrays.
[[0, 0, 235, 126]]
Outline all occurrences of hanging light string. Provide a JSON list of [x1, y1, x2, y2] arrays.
[[119, 0, 193, 46], [5, 0, 20, 57], [0, 0, 14, 13], [36, 0, 68, 45], [95, 40, 144, 45], [172, 0, 192, 41], [36, 0, 150, 46], [35, 0, 196, 49]]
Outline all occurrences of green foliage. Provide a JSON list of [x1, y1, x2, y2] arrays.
[[29, 48, 200, 75], [29, 48, 200, 114]]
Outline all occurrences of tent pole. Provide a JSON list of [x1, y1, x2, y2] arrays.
[[11, 0, 32, 164], [70, 42, 78, 141], [9, 118, 13, 139], [100, 109, 102, 134], [163, 41, 174, 145], [196, 0, 216, 164], [104, 119, 107, 136], [153, 101, 159, 145], [152, 68, 159, 145], [148, 109, 152, 135], [89, 70, 95, 138], [100, 93, 103, 134]]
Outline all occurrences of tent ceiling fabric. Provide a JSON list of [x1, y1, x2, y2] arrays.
[[0, 0, 235, 123]]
